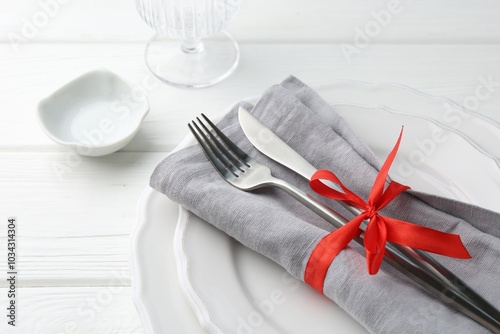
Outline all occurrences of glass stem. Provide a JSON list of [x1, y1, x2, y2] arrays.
[[181, 39, 204, 54]]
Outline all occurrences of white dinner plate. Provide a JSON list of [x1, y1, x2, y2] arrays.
[[314, 81, 499, 167], [130, 81, 500, 334]]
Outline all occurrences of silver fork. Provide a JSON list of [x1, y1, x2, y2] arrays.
[[189, 113, 500, 333]]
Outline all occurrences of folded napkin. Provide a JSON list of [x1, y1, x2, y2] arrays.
[[151, 76, 500, 334]]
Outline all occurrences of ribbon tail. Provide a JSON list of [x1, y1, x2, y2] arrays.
[[364, 216, 388, 275], [384, 217, 471, 259], [368, 128, 404, 205], [366, 249, 385, 275]]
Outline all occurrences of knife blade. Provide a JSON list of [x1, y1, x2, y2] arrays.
[[238, 106, 317, 180], [238, 106, 500, 333]]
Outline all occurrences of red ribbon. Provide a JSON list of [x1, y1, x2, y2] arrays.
[[304, 128, 471, 293]]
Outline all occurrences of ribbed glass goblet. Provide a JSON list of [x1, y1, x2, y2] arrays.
[[136, 0, 242, 88]]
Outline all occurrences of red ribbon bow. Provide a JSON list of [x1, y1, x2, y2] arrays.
[[304, 128, 471, 293]]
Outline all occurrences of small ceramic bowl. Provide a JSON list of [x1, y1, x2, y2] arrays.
[[37, 69, 149, 156]]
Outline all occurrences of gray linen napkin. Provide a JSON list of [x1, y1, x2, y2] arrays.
[[151, 76, 500, 334]]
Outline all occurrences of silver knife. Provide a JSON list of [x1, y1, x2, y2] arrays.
[[238, 106, 500, 333]]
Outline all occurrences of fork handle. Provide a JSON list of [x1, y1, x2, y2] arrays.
[[271, 178, 500, 333]]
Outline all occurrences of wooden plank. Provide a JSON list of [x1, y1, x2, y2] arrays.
[[0, 287, 145, 333], [0, 152, 167, 285], [1, 0, 500, 44], [0, 43, 499, 152]]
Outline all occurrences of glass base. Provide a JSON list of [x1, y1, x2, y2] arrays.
[[144, 30, 240, 88]]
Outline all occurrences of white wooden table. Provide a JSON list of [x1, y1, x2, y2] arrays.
[[1, 1, 499, 333]]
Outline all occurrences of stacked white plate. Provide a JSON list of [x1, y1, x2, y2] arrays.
[[130, 82, 500, 334]]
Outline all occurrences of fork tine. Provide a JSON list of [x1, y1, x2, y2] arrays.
[[192, 119, 243, 174], [188, 122, 238, 178], [196, 116, 246, 171], [201, 113, 251, 166]]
